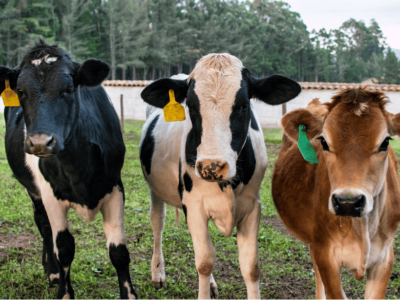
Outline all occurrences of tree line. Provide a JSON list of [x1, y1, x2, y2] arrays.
[[1, 0, 399, 83]]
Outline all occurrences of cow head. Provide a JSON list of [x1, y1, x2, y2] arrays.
[[282, 88, 400, 218], [0, 39, 109, 157], [141, 53, 300, 181]]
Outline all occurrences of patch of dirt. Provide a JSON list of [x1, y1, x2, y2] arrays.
[[263, 217, 294, 238], [0, 222, 39, 264]]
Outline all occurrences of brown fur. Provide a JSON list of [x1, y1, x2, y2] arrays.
[[273, 88, 400, 298], [197, 261, 214, 276]]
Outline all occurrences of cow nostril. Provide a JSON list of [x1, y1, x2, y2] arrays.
[[332, 194, 341, 210], [353, 195, 365, 211], [46, 136, 56, 149]]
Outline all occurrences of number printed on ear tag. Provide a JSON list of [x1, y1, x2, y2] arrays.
[[1, 79, 20, 107], [163, 89, 186, 122]]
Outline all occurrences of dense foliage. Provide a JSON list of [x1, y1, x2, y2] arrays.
[[1, 0, 399, 83]]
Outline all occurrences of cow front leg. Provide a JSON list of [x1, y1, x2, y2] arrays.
[[313, 245, 346, 299], [310, 245, 326, 299], [236, 200, 261, 299], [186, 203, 216, 299], [365, 246, 394, 299], [101, 185, 137, 299], [41, 184, 75, 299], [30, 194, 60, 287], [149, 191, 167, 289]]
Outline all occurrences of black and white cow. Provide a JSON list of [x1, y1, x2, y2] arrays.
[[139, 54, 301, 299], [0, 40, 136, 299]]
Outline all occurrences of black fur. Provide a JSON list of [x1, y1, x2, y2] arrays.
[[185, 80, 202, 167], [140, 115, 159, 176], [183, 171, 193, 192], [74, 59, 110, 87], [141, 78, 188, 108], [55, 229, 75, 299], [178, 159, 184, 200], [250, 109, 259, 131], [109, 244, 137, 299], [242, 68, 301, 105]]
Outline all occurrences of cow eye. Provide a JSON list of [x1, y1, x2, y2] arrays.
[[378, 136, 392, 152], [240, 103, 248, 112], [316, 136, 330, 151], [17, 89, 25, 97]]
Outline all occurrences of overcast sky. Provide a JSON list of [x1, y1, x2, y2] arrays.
[[283, 0, 400, 50]]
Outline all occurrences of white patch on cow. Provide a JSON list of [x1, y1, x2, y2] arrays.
[[188, 54, 244, 179], [31, 59, 42, 66], [50, 273, 60, 281], [124, 281, 136, 299], [101, 186, 127, 248], [354, 102, 368, 116], [31, 54, 58, 66]]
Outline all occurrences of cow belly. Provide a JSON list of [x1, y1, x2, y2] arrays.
[[24, 153, 107, 222]]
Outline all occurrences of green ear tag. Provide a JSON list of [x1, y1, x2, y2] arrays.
[[298, 125, 319, 164]]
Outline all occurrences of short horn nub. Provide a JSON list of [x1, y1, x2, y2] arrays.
[[196, 160, 229, 182]]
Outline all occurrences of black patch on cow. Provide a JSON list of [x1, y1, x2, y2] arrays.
[[235, 136, 256, 186], [230, 82, 251, 153], [178, 159, 183, 200], [183, 171, 193, 192], [109, 243, 137, 299], [182, 204, 188, 223], [140, 114, 159, 176], [185, 80, 202, 167], [55, 229, 75, 298], [250, 109, 259, 131]]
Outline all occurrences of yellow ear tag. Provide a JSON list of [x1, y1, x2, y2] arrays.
[[1, 80, 20, 107], [163, 89, 185, 122]]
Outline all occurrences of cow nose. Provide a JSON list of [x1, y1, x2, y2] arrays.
[[196, 160, 229, 181], [332, 194, 366, 217], [25, 133, 57, 156]]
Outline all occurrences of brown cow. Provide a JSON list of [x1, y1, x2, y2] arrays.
[[272, 88, 400, 299]]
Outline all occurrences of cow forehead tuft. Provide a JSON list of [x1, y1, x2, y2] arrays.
[[189, 53, 243, 80]]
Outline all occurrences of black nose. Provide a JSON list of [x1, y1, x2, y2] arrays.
[[25, 133, 57, 157], [332, 194, 366, 217]]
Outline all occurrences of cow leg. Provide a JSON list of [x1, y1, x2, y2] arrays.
[[313, 246, 346, 299], [186, 203, 216, 299], [310, 245, 326, 299], [209, 274, 218, 298], [30, 193, 60, 287], [365, 246, 394, 299], [236, 200, 261, 299], [41, 184, 75, 299], [149, 191, 167, 289], [101, 185, 137, 299]]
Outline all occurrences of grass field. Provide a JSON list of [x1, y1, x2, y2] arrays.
[[0, 114, 399, 299]]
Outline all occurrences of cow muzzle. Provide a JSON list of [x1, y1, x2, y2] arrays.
[[25, 133, 57, 157], [196, 160, 229, 182], [331, 192, 366, 217]]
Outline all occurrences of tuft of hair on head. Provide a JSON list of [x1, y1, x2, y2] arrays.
[[22, 39, 66, 68], [189, 53, 243, 79], [327, 86, 389, 116]]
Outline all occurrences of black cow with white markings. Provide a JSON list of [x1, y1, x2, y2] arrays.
[[0, 40, 136, 299], [139, 54, 301, 299]]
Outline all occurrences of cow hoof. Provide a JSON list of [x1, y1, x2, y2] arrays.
[[151, 278, 167, 290], [210, 276, 218, 298]]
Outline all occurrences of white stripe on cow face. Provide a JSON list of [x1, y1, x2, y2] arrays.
[[188, 54, 245, 181]]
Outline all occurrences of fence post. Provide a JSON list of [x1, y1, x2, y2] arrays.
[[282, 103, 287, 116], [120, 94, 124, 133]]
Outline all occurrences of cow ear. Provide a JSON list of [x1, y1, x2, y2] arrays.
[[281, 108, 323, 143], [388, 112, 400, 136], [141, 78, 188, 108], [73, 59, 110, 87], [248, 74, 301, 105], [0, 66, 19, 93]]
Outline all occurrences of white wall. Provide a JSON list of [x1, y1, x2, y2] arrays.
[[3, 87, 400, 128]]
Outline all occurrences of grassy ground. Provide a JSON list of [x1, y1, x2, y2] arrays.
[[0, 114, 399, 299]]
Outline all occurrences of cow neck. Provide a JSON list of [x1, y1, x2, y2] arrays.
[[350, 180, 387, 277], [63, 85, 81, 146]]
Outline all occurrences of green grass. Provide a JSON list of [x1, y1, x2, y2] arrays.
[[0, 114, 399, 299]]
